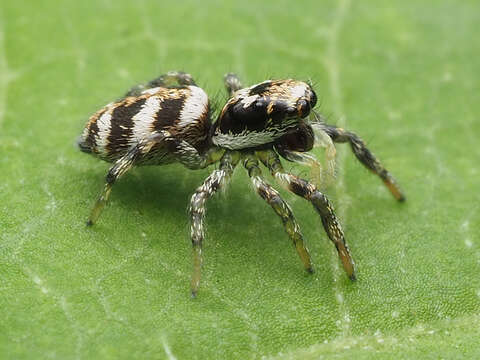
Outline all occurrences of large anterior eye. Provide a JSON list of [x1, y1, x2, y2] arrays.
[[310, 89, 317, 108], [276, 123, 315, 153]]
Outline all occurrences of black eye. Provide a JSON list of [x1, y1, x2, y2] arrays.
[[297, 99, 311, 118], [276, 124, 314, 152], [310, 90, 317, 108]]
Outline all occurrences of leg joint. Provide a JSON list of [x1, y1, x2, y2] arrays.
[[288, 178, 313, 198], [105, 171, 116, 185], [310, 191, 329, 206]]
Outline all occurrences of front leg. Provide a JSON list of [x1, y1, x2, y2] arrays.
[[258, 150, 356, 281], [275, 149, 324, 188], [189, 151, 241, 297], [321, 123, 405, 202]]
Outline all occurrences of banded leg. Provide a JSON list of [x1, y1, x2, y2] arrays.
[[125, 71, 196, 96], [257, 150, 356, 281], [189, 151, 241, 297], [224, 73, 243, 96], [163, 136, 224, 170], [322, 124, 405, 202], [243, 155, 314, 274], [86, 132, 166, 225]]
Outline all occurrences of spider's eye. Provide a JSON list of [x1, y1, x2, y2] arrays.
[[276, 123, 315, 153], [310, 89, 317, 109], [297, 99, 311, 118]]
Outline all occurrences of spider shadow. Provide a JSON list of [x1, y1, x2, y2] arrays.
[[77, 163, 264, 234], [74, 161, 323, 281]]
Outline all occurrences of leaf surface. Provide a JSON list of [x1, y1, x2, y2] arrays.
[[1, 0, 479, 359]]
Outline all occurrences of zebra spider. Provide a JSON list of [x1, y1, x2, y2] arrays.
[[78, 71, 405, 297]]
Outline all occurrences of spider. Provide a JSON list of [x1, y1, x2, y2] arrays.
[[78, 71, 405, 297]]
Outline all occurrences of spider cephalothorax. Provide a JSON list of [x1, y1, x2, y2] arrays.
[[79, 71, 405, 297], [211, 79, 317, 150]]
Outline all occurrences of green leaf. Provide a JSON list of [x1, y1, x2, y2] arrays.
[[1, 0, 479, 359]]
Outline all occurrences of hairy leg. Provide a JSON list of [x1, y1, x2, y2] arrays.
[[257, 150, 356, 280], [189, 151, 241, 297], [125, 71, 197, 97], [322, 124, 405, 201], [224, 73, 243, 96], [276, 149, 324, 188], [87, 128, 222, 226], [86, 132, 166, 225], [310, 120, 337, 184], [162, 136, 225, 170], [243, 154, 314, 273]]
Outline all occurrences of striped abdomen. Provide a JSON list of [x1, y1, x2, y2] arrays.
[[78, 85, 210, 163]]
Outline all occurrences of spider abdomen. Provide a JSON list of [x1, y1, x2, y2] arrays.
[[78, 85, 210, 163]]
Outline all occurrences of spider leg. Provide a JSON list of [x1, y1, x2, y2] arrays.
[[189, 151, 240, 297], [125, 71, 197, 96], [147, 71, 196, 87], [224, 73, 243, 96], [86, 132, 167, 225], [257, 150, 356, 281], [321, 124, 405, 201], [87, 129, 222, 226], [163, 137, 225, 170], [277, 149, 324, 188], [310, 122, 337, 185], [243, 154, 314, 274]]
